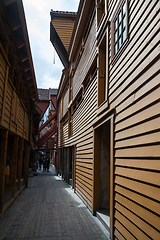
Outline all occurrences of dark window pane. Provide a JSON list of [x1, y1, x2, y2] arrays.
[[118, 12, 121, 23]]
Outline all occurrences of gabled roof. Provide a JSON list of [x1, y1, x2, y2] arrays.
[[37, 100, 50, 120], [50, 10, 77, 69]]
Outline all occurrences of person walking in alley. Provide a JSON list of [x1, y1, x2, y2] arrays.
[[43, 155, 46, 171], [39, 155, 43, 170]]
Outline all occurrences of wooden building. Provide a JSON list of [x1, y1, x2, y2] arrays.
[[50, 0, 160, 239], [0, 0, 40, 214]]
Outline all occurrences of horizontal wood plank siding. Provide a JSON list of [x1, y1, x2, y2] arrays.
[[72, 15, 97, 100], [63, 88, 69, 115], [0, 51, 6, 118], [108, 0, 160, 238]]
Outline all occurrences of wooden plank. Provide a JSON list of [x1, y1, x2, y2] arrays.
[[77, 148, 93, 155], [115, 202, 153, 240], [109, 46, 159, 104], [115, 175, 160, 202], [115, 131, 160, 148], [76, 165, 93, 175], [77, 137, 93, 147], [76, 161, 93, 170], [115, 184, 160, 216], [76, 159, 93, 164], [114, 219, 136, 240], [76, 152, 93, 158], [115, 166, 160, 186], [76, 173, 93, 191], [115, 193, 160, 233], [115, 87, 160, 124], [76, 187, 92, 208], [115, 145, 160, 158], [111, 60, 159, 113], [76, 180, 93, 202], [76, 169, 93, 180], [116, 70, 159, 115], [115, 159, 160, 171], [115, 116, 160, 140], [115, 102, 160, 132]]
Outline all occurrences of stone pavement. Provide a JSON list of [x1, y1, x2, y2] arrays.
[[0, 165, 110, 240]]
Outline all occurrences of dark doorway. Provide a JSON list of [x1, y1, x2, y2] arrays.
[[100, 120, 110, 210]]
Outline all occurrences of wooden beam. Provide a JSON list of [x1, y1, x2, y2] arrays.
[[6, 14, 21, 31], [21, 62, 30, 72], [17, 49, 28, 62], [11, 135, 19, 198], [3, 0, 16, 7], [25, 71, 32, 81], [0, 130, 8, 213], [12, 32, 25, 49], [17, 138, 24, 191]]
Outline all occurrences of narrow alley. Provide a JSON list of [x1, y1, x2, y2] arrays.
[[0, 166, 110, 240]]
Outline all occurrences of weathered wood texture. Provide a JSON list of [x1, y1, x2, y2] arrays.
[[59, 14, 97, 211], [57, 0, 159, 238], [107, 0, 160, 239], [0, 50, 30, 140], [63, 87, 69, 115], [72, 15, 97, 100]]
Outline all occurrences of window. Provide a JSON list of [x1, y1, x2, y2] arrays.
[[114, 2, 127, 54]]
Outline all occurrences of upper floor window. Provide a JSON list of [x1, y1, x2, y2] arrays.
[[114, 2, 127, 55]]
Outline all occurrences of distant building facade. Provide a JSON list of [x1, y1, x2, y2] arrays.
[[36, 88, 58, 165]]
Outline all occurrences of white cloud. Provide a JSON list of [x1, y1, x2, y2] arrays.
[[23, 0, 79, 89]]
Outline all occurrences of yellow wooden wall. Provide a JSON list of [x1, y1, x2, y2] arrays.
[[58, 0, 159, 238], [108, 0, 160, 239], [59, 14, 97, 211], [72, 15, 97, 100], [0, 49, 30, 141]]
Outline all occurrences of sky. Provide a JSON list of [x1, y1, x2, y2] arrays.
[[23, 0, 80, 89]]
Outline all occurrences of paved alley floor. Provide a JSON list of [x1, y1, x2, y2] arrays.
[[0, 165, 110, 240]]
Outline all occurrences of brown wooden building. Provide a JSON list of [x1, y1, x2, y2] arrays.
[[0, 0, 40, 215], [50, 0, 160, 239]]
